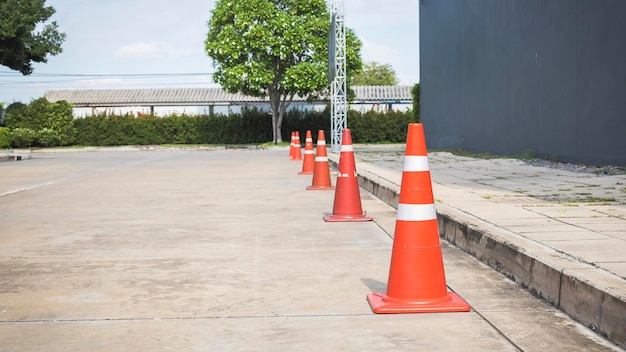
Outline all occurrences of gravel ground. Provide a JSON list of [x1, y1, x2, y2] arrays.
[[524, 159, 626, 176]]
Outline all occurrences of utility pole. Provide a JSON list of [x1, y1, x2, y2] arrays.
[[328, 0, 346, 153]]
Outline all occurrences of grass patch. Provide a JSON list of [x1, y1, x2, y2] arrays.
[[578, 196, 616, 203], [259, 141, 290, 148], [429, 148, 535, 160]]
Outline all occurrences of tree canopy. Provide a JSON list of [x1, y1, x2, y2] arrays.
[[205, 0, 362, 143], [0, 0, 66, 75], [351, 61, 398, 86]]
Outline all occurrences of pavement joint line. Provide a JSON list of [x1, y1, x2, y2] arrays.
[[326, 151, 626, 348], [0, 313, 375, 324], [465, 303, 525, 352]]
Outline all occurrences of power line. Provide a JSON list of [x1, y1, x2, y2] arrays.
[[0, 72, 215, 86], [0, 71, 213, 77]]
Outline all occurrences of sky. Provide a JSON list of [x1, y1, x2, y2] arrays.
[[0, 0, 419, 105]]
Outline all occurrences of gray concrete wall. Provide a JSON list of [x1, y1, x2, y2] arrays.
[[420, 0, 626, 166]]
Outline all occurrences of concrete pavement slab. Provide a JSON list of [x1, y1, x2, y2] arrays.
[[336, 146, 626, 349], [0, 149, 622, 351]]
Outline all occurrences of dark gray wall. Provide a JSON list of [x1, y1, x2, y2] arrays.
[[420, 0, 626, 166]]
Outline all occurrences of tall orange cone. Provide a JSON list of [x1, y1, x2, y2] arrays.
[[367, 123, 470, 313], [288, 132, 295, 159], [292, 131, 303, 161], [324, 129, 372, 222], [299, 130, 315, 175], [306, 130, 334, 190]]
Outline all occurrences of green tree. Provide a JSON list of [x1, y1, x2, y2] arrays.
[[351, 61, 398, 86], [205, 0, 362, 143], [411, 83, 419, 122], [5, 98, 75, 146], [0, 102, 5, 126], [0, 0, 66, 75]]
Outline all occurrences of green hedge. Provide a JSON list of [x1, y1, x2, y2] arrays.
[[5, 97, 414, 147], [5, 98, 76, 147], [0, 127, 10, 149], [72, 108, 413, 146], [348, 110, 414, 143]]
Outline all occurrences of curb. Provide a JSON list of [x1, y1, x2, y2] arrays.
[[328, 156, 626, 349], [0, 150, 31, 162]]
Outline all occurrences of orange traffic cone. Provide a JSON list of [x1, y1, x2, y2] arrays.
[[367, 123, 470, 314], [324, 129, 372, 222], [292, 131, 303, 161], [299, 130, 315, 175], [288, 132, 295, 159], [306, 130, 334, 190]]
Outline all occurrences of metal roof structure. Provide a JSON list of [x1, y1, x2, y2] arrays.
[[44, 86, 412, 107], [351, 85, 413, 103]]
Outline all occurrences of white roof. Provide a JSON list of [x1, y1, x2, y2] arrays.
[[44, 86, 412, 107]]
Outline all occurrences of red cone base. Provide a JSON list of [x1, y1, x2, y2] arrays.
[[323, 212, 372, 222], [366, 292, 471, 313]]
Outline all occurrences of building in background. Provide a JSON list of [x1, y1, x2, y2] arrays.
[[420, 0, 626, 166], [44, 86, 412, 117]]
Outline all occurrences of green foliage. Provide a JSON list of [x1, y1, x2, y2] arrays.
[[196, 109, 273, 144], [0, 0, 66, 74], [281, 108, 331, 143], [0, 127, 10, 148], [9, 128, 63, 148], [71, 109, 413, 146], [352, 61, 399, 86], [348, 110, 413, 143], [0, 102, 5, 126], [411, 83, 420, 122], [5, 102, 27, 128], [9, 128, 38, 148], [205, 0, 362, 143], [5, 98, 76, 147], [74, 110, 273, 146]]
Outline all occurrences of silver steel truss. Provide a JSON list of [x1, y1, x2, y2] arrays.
[[329, 0, 346, 153]]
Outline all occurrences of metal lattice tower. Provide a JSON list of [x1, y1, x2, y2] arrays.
[[329, 0, 347, 153]]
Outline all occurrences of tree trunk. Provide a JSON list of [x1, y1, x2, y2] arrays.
[[276, 93, 294, 144], [269, 89, 282, 144], [273, 110, 281, 144]]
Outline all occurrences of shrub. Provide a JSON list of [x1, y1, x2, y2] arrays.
[[0, 127, 10, 148], [10, 128, 38, 148], [71, 107, 413, 146], [5, 98, 75, 147], [36, 128, 62, 147], [411, 83, 420, 122]]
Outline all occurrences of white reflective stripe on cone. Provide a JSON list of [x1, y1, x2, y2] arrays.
[[403, 156, 430, 172], [341, 145, 354, 152], [315, 157, 328, 162], [396, 203, 437, 221], [304, 150, 314, 154], [318, 140, 326, 145]]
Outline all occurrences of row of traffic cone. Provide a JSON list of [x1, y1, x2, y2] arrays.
[[286, 124, 470, 314], [290, 128, 371, 221]]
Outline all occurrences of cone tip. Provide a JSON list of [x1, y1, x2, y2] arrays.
[[341, 128, 353, 145], [406, 123, 427, 156]]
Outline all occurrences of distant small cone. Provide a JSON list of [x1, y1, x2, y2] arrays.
[[292, 131, 303, 161], [288, 132, 295, 159], [299, 130, 315, 175], [324, 129, 372, 222], [366, 123, 471, 314], [306, 130, 334, 190]]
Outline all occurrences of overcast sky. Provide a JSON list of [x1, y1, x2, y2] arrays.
[[0, 0, 419, 105]]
